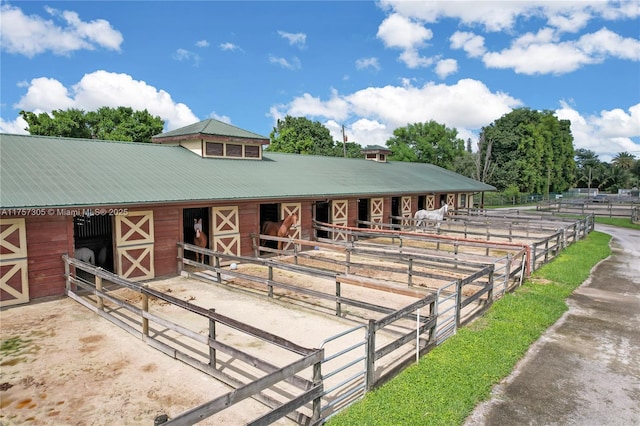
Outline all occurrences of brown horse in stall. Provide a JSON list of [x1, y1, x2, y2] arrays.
[[193, 218, 208, 263], [261, 213, 298, 252]]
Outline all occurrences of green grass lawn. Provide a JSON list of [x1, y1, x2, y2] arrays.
[[593, 216, 640, 229], [328, 230, 612, 426]]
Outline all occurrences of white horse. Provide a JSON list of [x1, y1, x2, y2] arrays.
[[414, 204, 449, 230], [74, 247, 95, 265]]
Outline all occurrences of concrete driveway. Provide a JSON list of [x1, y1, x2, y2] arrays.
[[466, 224, 640, 425]]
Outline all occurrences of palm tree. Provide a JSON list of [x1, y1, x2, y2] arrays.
[[611, 152, 636, 170]]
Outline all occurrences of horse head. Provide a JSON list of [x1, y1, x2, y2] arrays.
[[288, 213, 299, 229], [194, 218, 203, 237]]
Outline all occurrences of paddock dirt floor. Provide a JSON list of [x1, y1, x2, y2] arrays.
[[0, 230, 525, 426], [0, 255, 432, 426]]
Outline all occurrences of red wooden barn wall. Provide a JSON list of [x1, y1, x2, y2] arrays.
[[4, 192, 461, 303]]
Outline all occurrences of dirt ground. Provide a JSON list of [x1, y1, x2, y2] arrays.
[[0, 241, 500, 426], [0, 257, 422, 426]]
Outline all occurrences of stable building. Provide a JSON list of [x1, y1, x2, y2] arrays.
[[0, 119, 495, 307]]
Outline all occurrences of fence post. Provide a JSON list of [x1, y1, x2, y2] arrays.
[[503, 254, 512, 296], [215, 255, 221, 283], [487, 267, 494, 306], [63, 256, 70, 292], [544, 239, 549, 263], [531, 244, 537, 272], [177, 243, 183, 275], [253, 234, 259, 257], [335, 279, 342, 316], [455, 279, 463, 328], [142, 285, 149, 336], [96, 275, 104, 311], [209, 308, 216, 368], [366, 319, 376, 391], [407, 258, 413, 287], [345, 249, 351, 274], [268, 265, 274, 298], [311, 352, 323, 423]]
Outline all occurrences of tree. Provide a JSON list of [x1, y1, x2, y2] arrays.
[[385, 120, 466, 170], [478, 108, 575, 193], [574, 149, 604, 191], [268, 116, 340, 156], [612, 152, 636, 170], [21, 108, 91, 139], [20, 107, 164, 142]]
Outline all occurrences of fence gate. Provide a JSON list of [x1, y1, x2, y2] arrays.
[[115, 211, 155, 281], [331, 200, 349, 241], [211, 206, 241, 256], [281, 203, 301, 250], [0, 218, 29, 307], [370, 198, 384, 229], [318, 325, 368, 422], [435, 280, 458, 344]]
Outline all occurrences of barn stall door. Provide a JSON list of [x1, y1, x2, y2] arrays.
[[370, 198, 384, 230], [427, 195, 436, 210], [115, 211, 155, 281], [211, 206, 240, 256], [401, 196, 412, 227], [280, 203, 301, 250], [446, 194, 456, 209], [331, 200, 348, 241], [0, 218, 29, 307]]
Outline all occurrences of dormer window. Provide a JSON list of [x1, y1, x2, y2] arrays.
[[361, 145, 391, 163], [152, 118, 270, 160]]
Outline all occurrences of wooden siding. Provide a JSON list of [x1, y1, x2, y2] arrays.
[[26, 215, 72, 299]]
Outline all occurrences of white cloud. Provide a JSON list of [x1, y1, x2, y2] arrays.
[[282, 90, 350, 122], [277, 30, 306, 48], [483, 27, 640, 75], [377, 13, 432, 50], [14, 77, 75, 112], [324, 118, 390, 148], [195, 40, 209, 48], [379, 0, 637, 33], [377, 13, 435, 68], [450, 31, 486, 58], [355, 57, 381, 71], [0, 116, 29, 134], [577, 27, 640, 60], [377, 0, 528, 32], [0, 3, 123, 57], [11, 70, 198, 131], [556, 101, 640, 162], [269, 55, 301, 70], [209, 112, 232, 124], [435, 59, 458, 79], [380, 1, 640, 75], [220, 42, 242, 51], [269, 78, 522, 148], [173, 48, 201, 66]]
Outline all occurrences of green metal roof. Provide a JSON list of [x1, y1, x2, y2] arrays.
[[0, 133, 495, 209], [152, 118, 269, 142]]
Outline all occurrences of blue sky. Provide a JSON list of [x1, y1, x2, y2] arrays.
[[1, 0, 639, 162]]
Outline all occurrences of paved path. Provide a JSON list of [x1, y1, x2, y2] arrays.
[[466, 225, 640, 425]]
